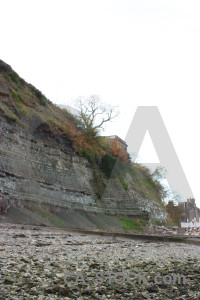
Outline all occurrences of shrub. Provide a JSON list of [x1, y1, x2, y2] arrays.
[[7, 112, 18, 122], [11, 90, 22, 103], [7, 71, 21, 85], [110, 137, 128, 163], [100, 154, 116, 178], [31, 86, 46, 106], [120, 175, 129, 191], [0, 104, 19, 122], [82, 148, 95, 163], [117, 215, 147, 231]]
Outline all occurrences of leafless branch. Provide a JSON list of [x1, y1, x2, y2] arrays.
[[74, 95, 119, 133]]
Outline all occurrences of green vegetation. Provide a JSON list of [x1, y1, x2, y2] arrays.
[[120, 175, 129, 191], [7, 70, 21, 85], [11, 90, 28, 115], [100, 154, 165, 205], [11, 90, 22, 103], [129, 163, 166, 205], [100, 154, 116, 178], [118, 215, 147, 231], [82, 148, 95, 163], [0, 104, 19, 122], [39, 209, 67, 227], [7, 111, 18, 122], [31, 86, 46, 106]]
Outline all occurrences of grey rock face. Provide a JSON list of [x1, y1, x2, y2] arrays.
[[0, 114, 167, 221], [0, 115, 96, 211]]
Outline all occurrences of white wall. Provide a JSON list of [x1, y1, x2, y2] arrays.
[[181, 222, 200, 228]]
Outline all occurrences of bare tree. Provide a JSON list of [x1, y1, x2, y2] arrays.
[[74, 95, 119, 135]]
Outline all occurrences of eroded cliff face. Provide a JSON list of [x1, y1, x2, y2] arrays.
[[0, 60, 167, 222], [0, 110, 167, 221], [0, 112, 137, 213], [0, 109, 97, 212]]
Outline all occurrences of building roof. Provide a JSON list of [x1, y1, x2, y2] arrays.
[[105, 135, 128, 147]]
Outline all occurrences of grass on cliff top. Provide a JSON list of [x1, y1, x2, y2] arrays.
[[117, 215, 148, 232]]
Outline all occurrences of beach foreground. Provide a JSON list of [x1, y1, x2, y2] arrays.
[[0, 223, 200, 299]]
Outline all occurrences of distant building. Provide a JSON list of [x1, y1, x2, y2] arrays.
[[104, 135, 128, 152], [179, 198, 200, 228]]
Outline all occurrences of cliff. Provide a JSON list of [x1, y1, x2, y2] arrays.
[[0, 60, 167, 229]]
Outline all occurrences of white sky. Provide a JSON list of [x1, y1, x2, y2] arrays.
[[0, 0, 200, 205]]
